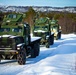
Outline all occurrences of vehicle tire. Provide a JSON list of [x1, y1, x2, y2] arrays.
[[0, 56, 1, 62], [52, 36, 54, 45], [59, 32, 61, 39], [17, 50, 26, 65], [56, 34, 58, 40], [50, 34, 54, 45], [30, 42, 40, 58], [46, 42, 50, 48], [30, 48, 36, 58], [46, 37, 50, 48], [34, 43, 40, 56]]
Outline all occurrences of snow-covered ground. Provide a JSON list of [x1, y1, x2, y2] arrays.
[[0, 34, 76, 75]]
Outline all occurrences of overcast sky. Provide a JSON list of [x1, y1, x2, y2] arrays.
[[0, 0, 76, 7]]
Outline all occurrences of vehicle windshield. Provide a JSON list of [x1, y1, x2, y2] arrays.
[[0, 28, 22, 33], [34, 25, 48, 31], [51, 26, 58, 32], [0, 28, 10, 32], [12, 28, 22, 32]]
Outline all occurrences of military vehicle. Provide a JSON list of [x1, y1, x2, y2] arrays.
[[0, 14, 41, 65], [50, 19, 61, 40], [33, 17, 54, 48], [2, 13, 24, 25]]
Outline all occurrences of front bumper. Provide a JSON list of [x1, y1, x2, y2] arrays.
[[0, 50, 18, 55]]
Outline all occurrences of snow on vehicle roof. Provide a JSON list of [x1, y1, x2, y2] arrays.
[[10, 35, 17, 38], [34, 30, 46, 33], [2, 35, 11, 37], [17, 43, 25, 47], [1, 35, 17, 38], [31, 37, 41, 42]]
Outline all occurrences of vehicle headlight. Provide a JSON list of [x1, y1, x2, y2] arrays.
[[54, 32, 58, 36], [17, 46, 23, 50], [46, 35, 49, 39], [17, 43, 24, 50], [17, 47, 20, 50]]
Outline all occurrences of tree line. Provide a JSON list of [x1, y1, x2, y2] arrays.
[[0, 7, 76, 34], [24, 7, 76, 34]]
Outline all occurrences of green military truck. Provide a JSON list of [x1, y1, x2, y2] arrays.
[[33, 17, 54, 48], [2, 13, 24, 25], [0, 14, 41, 65], [50, 19, 61, 40]]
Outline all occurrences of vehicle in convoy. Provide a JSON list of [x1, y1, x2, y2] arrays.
[[2, 13, 24, 26], [33, 17, 54, 48], [0, 14, 41, 65], [50, 19, 61, 40]]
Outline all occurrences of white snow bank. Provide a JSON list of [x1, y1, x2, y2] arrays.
[[52, 43, 76, 55], [62, 34, 76, 39], [0, 34, 76, 75]]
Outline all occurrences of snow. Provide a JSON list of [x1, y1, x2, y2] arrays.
[[31, 37, 41, 42], [34, 30, 46, 33], [0, 33, 76, 75], [1, 35, 11, 37]]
